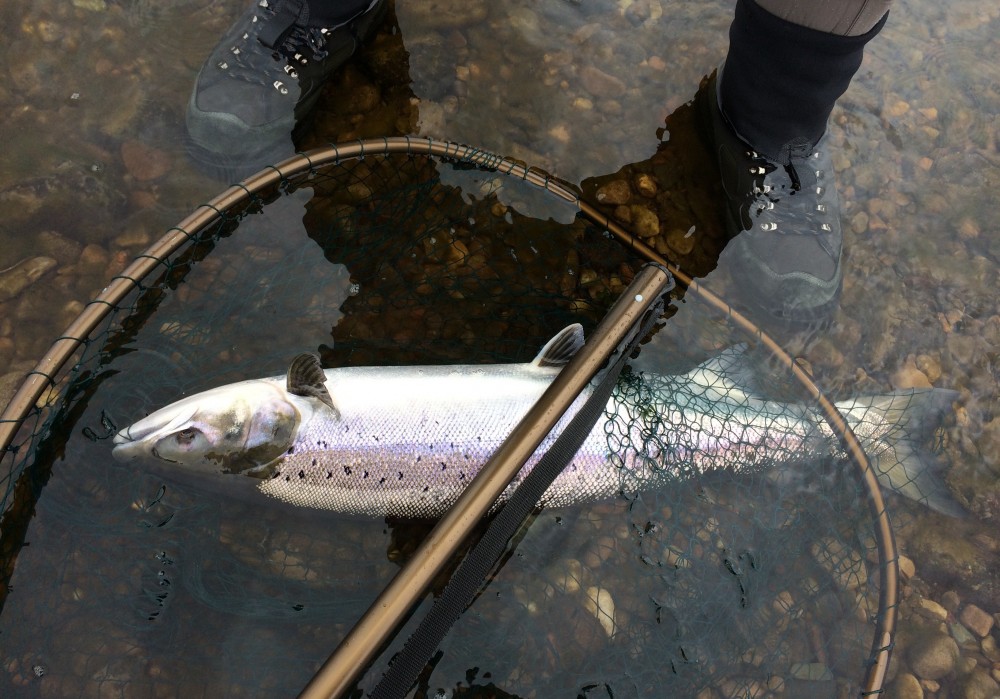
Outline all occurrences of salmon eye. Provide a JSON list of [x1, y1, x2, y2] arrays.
[[176, 428, 201, 446]]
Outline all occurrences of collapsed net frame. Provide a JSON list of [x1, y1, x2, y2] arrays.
[[0, 137, 896, 697]]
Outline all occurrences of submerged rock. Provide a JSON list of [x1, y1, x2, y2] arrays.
[[959, 669, 1000, 699], [908, 632, 959, 680], [0, 257, 57, 302], [889, 672, 924, 699], [958, 604, 994, 638]]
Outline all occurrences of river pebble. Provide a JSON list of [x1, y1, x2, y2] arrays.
[[120, 139, 172, 182], [628, 204, 660, 239], [959, 604, 995, 638], [811, 537, 867, 591], [898, 554, 916, 580], [595, 179, 631, 205], [891, 355, 933, 389], [0, 257, 58, 302], [889, 672, 924, 699], [983, 635, 1000, 663], [908, 632, 960, 680], [949, 621, 977, 649], [583, 586, 617, 637], [960, 669, 1000, 699], [917, 597, 949, 621]]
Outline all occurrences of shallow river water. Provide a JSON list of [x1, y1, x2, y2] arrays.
[[1, 0, 998, 697]]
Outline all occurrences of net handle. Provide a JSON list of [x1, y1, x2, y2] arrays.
[[0, 136, 896, 696]]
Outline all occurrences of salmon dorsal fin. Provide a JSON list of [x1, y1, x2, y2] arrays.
[[531, 324, 586, 368], [287, 353, 336, 411]]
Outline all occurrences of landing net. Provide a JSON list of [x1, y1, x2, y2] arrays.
[[0, 137, 928, 698]]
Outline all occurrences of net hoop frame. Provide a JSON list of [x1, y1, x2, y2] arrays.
[[0, 136, 897, 696]]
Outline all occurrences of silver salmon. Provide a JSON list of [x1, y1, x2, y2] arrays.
[[111, 325, 963, 518]]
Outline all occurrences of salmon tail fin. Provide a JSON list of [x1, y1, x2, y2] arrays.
[[834, 389, 965, 518]]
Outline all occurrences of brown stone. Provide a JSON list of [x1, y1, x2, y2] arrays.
[[908, 633, 959, 680], [634, 172, 658, 198], [889, 672, 923, 699], [120, 140, 172, 181], [959, 604, 995, 638], [0, 257, 57, 302], [665, 227, 695, 255], [628, 205, 660, 239], [579, 65, 627, 97], [595, 180, 631, 206]]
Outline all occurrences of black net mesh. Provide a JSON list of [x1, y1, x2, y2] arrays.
[[0, 142, 956, 698]]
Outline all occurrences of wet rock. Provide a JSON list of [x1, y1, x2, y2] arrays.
[[958, 604, 994, 638], [36, 230, 83, 265], [579, 65, 627, 98], [0, 257, 58, 302], [917, 597, 948, 621], [634, 172, 658, 198], [940, 590, 962, 613], [359, 22, 412, 86], [982, 635, 1000, 663], [548, 123, 571, 144], [960, 669, 1000, 699], [665, 227, 695, 255], [0, 336, 13, 370], [908, 632, 959, 680], [919, 679, 940, 694], [113, 224, 152, 249], [345, 83, 382, 114], [0, 370, 30, 411], [898, 554, 915, 580], [958, 655, 978, 675], [628, 205, 659, 239], [891, 355, 933, 389], [595, 179, 631, 206], [811, 537, 867, 591], [914, 354, 942, 383], [946, 333, 980, 366], [889, 672, 923, 699], [977, 418, 1000, 471], [0, 162, 128, 244], [399, 0, 487, 28], [984, 316, 1000, 349], [582, 586, 617, 637], [909, 522, 989, 592], [957, 217, 981, 240], [949, 621, 977, 650], [536, 593, 609, 668], [120, 140, 172, 181], [77, 244, 110, 277], [850, 211, 870, 234]]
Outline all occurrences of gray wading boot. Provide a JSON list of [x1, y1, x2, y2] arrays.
[[699, 0, 888, 329], [699, 70, 843, 327], [186, 0, 387, 180]]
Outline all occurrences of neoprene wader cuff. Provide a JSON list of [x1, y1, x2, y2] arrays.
[[301, 0, 379, 27], [719, 0, 888, 166]]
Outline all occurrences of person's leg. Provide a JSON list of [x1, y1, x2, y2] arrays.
[[186, 0, 387, 180], [720, 0, 890, 166], [755, 0, 892, 37], [703, 0, 891, 326]]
